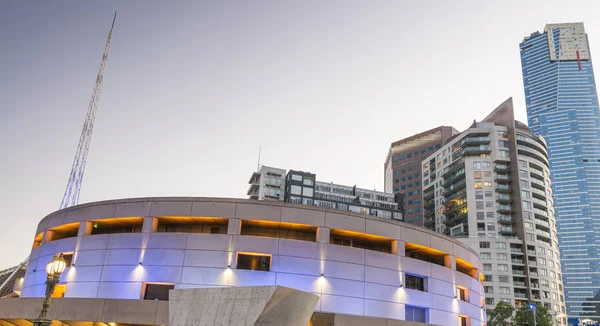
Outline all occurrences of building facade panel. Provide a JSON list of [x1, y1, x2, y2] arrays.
[[21, 197, 486, 325]]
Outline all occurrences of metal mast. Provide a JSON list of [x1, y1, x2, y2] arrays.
[[60, 12, 117, 209]]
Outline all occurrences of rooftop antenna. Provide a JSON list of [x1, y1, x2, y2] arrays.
[[60, 11, 117, 209], [256, 145, 262, 172]]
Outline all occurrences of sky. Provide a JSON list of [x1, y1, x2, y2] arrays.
[[1, 0, 599, 267]]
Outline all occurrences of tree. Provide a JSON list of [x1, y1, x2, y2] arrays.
[[513, 302, 553, 326], [487, 301, 515, 326]]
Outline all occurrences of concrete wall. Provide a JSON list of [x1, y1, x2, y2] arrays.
[[22, 197, 486, 325]]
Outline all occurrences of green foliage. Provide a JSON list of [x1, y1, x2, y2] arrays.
[[513, 302, 553, 326], [487, 301, 515, 326]]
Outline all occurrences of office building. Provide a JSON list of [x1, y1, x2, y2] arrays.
[[384, 126, 458, 226], [0, 197, 485, 325], [422, 98, 567, 325], [520, 22, 600, 321], [249, 167, 404, 221]]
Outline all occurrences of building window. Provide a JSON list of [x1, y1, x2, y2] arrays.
[[405, 306, 427, 323], [474, 171, 482, 179], [486, 298, 495, 305], [484, 286, 493, 294], [484, 275, 493, 282], [483, 264, 492, 271], [476, 191, 483, 199], [459, 315, 469, 326], [291, 185, 302, 195], [484, 181, 492, 187], [479, 242, 490, 249], [497, 253, 508, 260], [143, 283, 174, 301], [476, 201, 484, 210], [485, 201, 493, 208], [236, 253, 271, 271], [303, 178, 314, 186], [405, 274, 426, 291], [496, 242, 507, 249], [480, 253, 491, 260], [291, 174, 302, 181], [474, 182, 482, 189], [477, 212, 484, 220], [483, 171, 492, 177], [499, 275, 509, 283], [302, 187, 313, 197], [499, 287, 510, 294], [487, 223, 496, 231], [498, 264, 509, 271]]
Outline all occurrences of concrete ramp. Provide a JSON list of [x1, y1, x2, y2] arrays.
[[169, 286, 319, 326]]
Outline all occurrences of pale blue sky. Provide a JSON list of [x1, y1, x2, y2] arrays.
[[1, 0, 599, 267]]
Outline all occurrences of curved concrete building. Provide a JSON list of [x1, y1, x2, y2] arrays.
[[14, 198, 485, 325]]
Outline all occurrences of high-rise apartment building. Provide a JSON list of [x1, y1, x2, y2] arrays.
[[247, 166, 286, 201], [248, 166, 404, 221], [521, 22, 600, 321], [422, 99, 566, 325], [384, 126, 457, 226]]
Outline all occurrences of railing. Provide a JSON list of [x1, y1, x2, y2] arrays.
[[534, 208, 548, 217], [531, 187, 547, 198], [530, 177, 545, 187], [528, 261, 537, 266], [463, 145, 492, 155], [527, 250, 536, 255], [517, 144, 548, 162], [513, 281, 525, 287], [529, 272, 538, 277], [499, 215, 513, 222], [535, 219, 550, 228], [511, 248, 523, 253], [515, 293, 528, 298], [461, 136, 490, 146], [512, 270, 525, 275], [512, 259, 524, 264], [495, 174, 510, 182], [497, 205, 513, 213], [497, 195, 512, 202], [496, 185, 511, 192], [495, 163, 509, 171], [536, 229, 551, 238]]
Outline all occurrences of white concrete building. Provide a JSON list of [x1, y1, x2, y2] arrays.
[[247, 165, 286, 201], [12, 197, 486, 325], [422, 98, 567, 325]]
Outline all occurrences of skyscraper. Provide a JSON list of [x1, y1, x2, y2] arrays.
[[422, 98, 566, 325], [521, 22, 600, 321], [384, 126, 457, 226]]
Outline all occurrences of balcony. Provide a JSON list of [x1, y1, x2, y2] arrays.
[[511, 247, 523, 254], [495, 174, 511, 183], [533, 198, 548, 209], [496, 195, 513, 204], [444, 179, 466, 194], [514, 293, 528, 298], [443, 171, 466, 187], [424, 217, 435, 227], [530, 169, 544, 181], [535, 218, 550, 228], [528, 260, 537, 266], [530, 177, 546, 190], [536, 229, 552, 239], [424, 190, 435, 201], [513, 281, 526, 287], [461, 136, 491, 146], [424, 208, 435, 218], [496, 185, 512, 193], [531, 187, 547, 199], [529, 272, 538, 278], [444, 189, 467, 203], [534, 208, 549, 218], [527, 250, 536, 256], [424, 198, 435, 209], [463, 145, 492, 156], [499, 226, 515, 235], [531, 283, 539, 289], [446, 201, 468, 214], [498, 215, 515, 224], [513, 270, 525, 275], [517, 144, 549, 164], [495, 163, 510, 172], [443, 212, 468, 225], [442, 158, 465, 178], [512, 258, 524, 265], [497, 205, 514, 214]]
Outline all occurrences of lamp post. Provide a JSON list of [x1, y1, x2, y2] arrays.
[[529, 303, 537, 326], [33, 253, 67, 326]]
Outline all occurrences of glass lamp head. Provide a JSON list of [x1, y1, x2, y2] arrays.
[[46, 253, 67, 277]]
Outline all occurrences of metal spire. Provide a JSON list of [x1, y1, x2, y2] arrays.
[[60, 12, 117, 209]]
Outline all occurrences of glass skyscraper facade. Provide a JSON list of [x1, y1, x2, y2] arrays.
[[521, 23, 600, 321]]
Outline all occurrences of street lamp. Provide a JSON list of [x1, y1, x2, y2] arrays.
[[529, 303, 537, 326], [33, 253, 67, 326]]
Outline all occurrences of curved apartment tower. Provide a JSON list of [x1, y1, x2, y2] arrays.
[[422, 98, 567, 325]]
